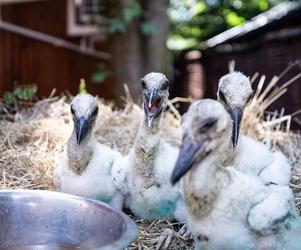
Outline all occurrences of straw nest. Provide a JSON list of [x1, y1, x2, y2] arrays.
[[0, 70, 300, 249]]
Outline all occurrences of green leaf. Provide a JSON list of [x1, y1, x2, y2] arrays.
[[140, 22, 157, 35], [3, 91, 15, 105], [190, 27, 202, 36], [91, 72, 109, 84], [91, 64, 111, 84], [123, 2, 142, 23], [194, 2, 206, 14], [168, 0, 279, 50], [225, 12, 245, 27], [107, 18, 127, 34], [259, 0, 269, 11], [13, 85, 37, 100]]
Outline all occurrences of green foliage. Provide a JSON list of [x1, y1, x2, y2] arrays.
[[107, 18, 127, 34], [79, 79, 88, 94], [139, 22, 158, 35], [259, 0, 269, 10], [3, 85, 37, 105], [14, 85, 37, 100], [168, 0, 284, 50], [225, 11, 245, 27], [122, 2, 142, 23], [106, 0, 156, 35], [194, 2, 206, 14], [3, 91, 15, 105], [91, 64, 111, 84]]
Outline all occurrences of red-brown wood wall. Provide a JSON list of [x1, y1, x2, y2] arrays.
[[0, 0, 115, 99]]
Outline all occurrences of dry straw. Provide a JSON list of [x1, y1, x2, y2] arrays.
[[0, 66, 300, 249]]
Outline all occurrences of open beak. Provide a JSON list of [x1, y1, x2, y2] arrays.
[[230, 107, 242, 147], [75, 116, 89, 145], [144, 89, 163, 127], [171, 135, 205, 185]]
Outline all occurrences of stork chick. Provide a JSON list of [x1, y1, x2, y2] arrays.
[[112, 73, 189, 250], [55, 94, 123, 209], [218, 71, 291, 185], [113, 73, 185, 220], [171, 99, 299, 250]]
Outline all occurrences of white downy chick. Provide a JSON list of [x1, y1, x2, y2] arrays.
[[217, 71, 291, 185], [112, 73, 187, 221], [171, 99, 299, 250], [55, 94, 123, 209]]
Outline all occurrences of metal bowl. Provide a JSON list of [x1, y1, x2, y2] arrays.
[[0, 190, 137, 250]]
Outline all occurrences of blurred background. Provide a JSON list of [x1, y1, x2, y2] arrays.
[[0, 0, 300, 125]]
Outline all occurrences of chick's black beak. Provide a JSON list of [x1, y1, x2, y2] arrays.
[[75, 116, 89, 145], [171, 135, 204, 185], [230, 107, 242, 147], [144, 89, 163, 127]]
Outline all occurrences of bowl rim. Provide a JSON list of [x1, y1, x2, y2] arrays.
[[0, 189, 137, 250]]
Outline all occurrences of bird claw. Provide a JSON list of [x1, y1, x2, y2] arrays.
[[178, 224, 192, 239], [153, 228, 174, 250]]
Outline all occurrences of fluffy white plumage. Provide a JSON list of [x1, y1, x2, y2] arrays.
[[171, 99, 299, 250], [112, 72, 187, 221], [217, 71, 291, 185], [218, 71, 253, 110], [112, 135, 183, 220], [55, 94, 123, 209], [235, 135, 291, 185]]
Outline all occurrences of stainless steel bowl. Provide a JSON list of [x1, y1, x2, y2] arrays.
[[0, 190, 137, 250]]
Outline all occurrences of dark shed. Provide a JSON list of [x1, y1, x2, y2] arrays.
[[173, 1, 301, 122], [201, 1, 301, 117]]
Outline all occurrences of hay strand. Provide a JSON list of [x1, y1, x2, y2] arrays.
[[0, 69, 300, 248]]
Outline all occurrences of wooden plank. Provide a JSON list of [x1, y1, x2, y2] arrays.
[[0, 0, 115, 99], [0, 0, 46, 4]]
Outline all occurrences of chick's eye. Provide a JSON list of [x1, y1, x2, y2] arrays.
[[199, 118, 217, 132], [203, 119, 217, 129], [91, 107, 99, 117], [162, 80, 169, 90], [141, 81, 146, 89], [219, 91, 227, 104], [71, 106, 75, 115]]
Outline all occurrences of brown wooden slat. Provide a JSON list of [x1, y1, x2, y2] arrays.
[[0, 0, 114, 99]]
